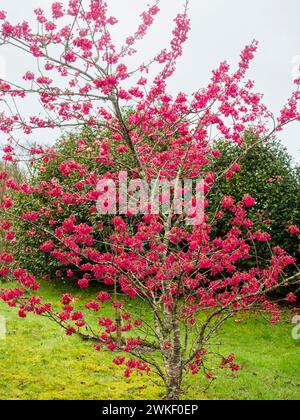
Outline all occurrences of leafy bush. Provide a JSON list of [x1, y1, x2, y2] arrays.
[[10, 132, 300, 285], [9, 118, 175, 280], [0, 162, 23, 257], [9, 128, 116, 280], [208, 135, 300, 292]]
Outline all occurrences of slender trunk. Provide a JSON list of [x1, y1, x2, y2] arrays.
[[114, 282, 122, 347], [165, 358, 183, 400], [116, 308, 122, 347], [164, 317, 183, 400], [165, 376, 182, 400]]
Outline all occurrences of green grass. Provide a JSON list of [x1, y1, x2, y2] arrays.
[[0, 280, 299, 400]]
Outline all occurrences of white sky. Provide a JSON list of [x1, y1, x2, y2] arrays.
[[0, 0, 299, 162]]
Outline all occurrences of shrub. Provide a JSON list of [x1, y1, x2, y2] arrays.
[[0, 162, 23, 258], [10, 128, 117, 279], [208, 135, 300, 260]]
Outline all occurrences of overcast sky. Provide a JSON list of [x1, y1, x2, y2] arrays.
[[0, 0, 299, 162]]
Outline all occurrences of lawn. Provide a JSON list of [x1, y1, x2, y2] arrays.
[[0, 280, 299, 400]]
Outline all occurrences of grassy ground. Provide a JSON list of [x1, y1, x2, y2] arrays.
[[0, 280, 299, 400]]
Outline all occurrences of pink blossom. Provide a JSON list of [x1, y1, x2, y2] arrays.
[[242, 195, 256, 207]]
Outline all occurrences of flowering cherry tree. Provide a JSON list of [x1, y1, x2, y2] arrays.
[[0, 0, 300, 400]]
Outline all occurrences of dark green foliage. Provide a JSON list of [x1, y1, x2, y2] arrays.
[[10, 128, 114, 280], [0, 162, 23, 256], [208, 135, 300, 294], [9, 131, 300, 292]]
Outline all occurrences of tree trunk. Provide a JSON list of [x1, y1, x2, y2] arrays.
[[164, 317, 183, 400], [114, 282, 122, 347], [165, 374, 182, 400]]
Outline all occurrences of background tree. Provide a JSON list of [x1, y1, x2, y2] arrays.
[[208, 135, 300, 285], [0, 161, 22, 259], [8, 128, 115, 278], [8, 131, 300, 287]]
